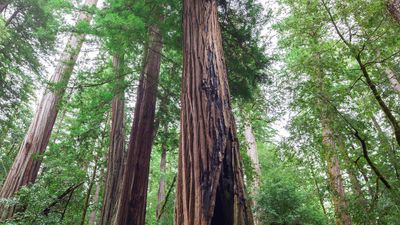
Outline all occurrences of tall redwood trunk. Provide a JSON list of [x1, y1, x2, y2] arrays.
[[115, 25, 163, 225], [0, 0, 97, 220], [100, 54, 125, 225], [156, 131, 167, 219], [175, 1, 253, 224]]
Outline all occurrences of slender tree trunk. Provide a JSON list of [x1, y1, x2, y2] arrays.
[[5, 9, 19, 27], [244, 122, 261, 186], [100, 54, 125, 225], [115, 25, 163, 225], [321, 121, 351, 225], [156, 128, 167, 219], [175, 1, 253, 224], [243, 122, 260, 224], [88, 182, 101, 225], [80, 160, 98, 225], [323, 0, 400, 147], [316, 60, 351, 225], [371, 116, 400, 179], [376, 53, 400, 93], [384, 67, 400, 92], [356, 57, 400, 147], [388, 0, 400, 23], [0, 0, 97, 220], [310, 165, 327, 216], [0, 3, 8, 14], [337, 137, 372, 223]]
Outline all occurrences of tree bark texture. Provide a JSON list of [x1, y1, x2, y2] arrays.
[[80, 160, 98, 225], [88, 182, 101, 225], [316, 64, 351, 225], [244, 122, 261, 187], [175, 1, 253, 224], [388, 0, 400, 23], [243, 122, 260, 224], [310, 166, 327, 216], [384, 67, 400, 93], [156, 134, 167, 219], [0, 0, 97, 220], [115, 25, 163, 225], [0, 3, 8, 13], [321, 119, 352, 225], [100, 54, 125, 225]]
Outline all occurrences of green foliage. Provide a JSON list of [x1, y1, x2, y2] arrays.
[[8, 0, 400, 224], [220, 0, 271, 100], [255, 144, 328, 225]]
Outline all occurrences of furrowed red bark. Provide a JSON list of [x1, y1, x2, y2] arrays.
[[0, 0, 97, 220], [115, 25, 163, 225], [175, 1, 253, 224], [100, 54, 125, 225]]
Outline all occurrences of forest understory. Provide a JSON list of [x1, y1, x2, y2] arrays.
[[1, 0, 400, 224]]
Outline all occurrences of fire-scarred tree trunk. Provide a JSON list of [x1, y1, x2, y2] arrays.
[[175, 1, 253, 224], [0, 0, 97, 220], [100, 54, 125, 225], [115, 25, 163, 225]]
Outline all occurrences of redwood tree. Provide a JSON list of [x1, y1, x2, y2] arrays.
[[175, 0, 253, 224], [100, 54, 125, 225], [0, 0, 98, 219], [115, 25, 163, 225]]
